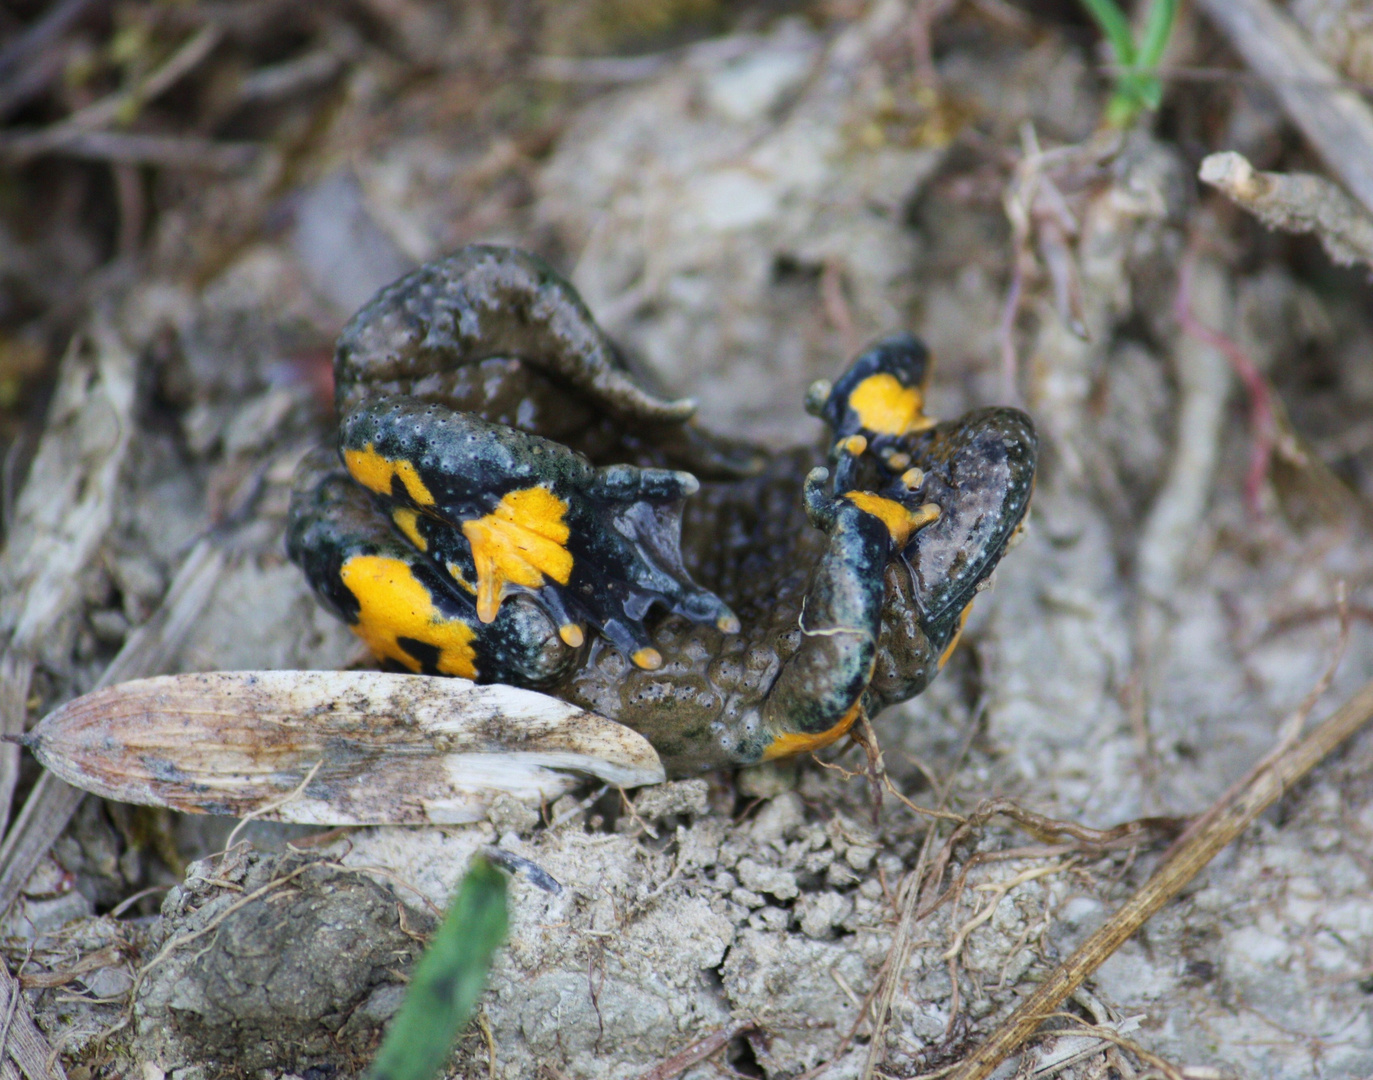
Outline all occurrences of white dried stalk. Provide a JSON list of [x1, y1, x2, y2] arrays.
[[1196, 0, 1373, 222], [0, 315, 137, 840], [25, 670, 665, 825], [1200, 150, 1373, 270]]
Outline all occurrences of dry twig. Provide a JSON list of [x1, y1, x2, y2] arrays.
[[0, 131, 260, 171], [634, 1019, 757, 1080], [946, 674, 1373, 1080]]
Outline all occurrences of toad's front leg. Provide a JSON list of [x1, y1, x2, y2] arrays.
[[753, 468, 940, 759]]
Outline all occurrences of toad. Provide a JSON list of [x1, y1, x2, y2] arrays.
[[287, 246, 1036, 775]]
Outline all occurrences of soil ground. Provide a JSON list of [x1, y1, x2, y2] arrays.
[[2, 2, 1373, 1078]]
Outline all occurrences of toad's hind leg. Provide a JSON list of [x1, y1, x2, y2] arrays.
[[338, 396, 738, 670], [332, 244, 761, 479], [286, 452, 576, 685]]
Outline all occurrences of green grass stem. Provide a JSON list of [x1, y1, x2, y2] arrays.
[[366, 856, 509, 1080]]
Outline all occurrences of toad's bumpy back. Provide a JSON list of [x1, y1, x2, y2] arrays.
[[288, 245, 1037, 775]]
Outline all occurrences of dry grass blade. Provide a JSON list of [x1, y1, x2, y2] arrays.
[[0, 977, 65, 1079], [946, 674, 1373, 1080], [0, 537, 226, 920], [0, 320, 137, 832], [0, 774, 84, 922]]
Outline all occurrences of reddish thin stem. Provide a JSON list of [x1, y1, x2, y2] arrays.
[[1173, 254, 1275, 517]]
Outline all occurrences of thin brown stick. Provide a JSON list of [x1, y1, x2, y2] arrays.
[[946, 674, 1373, 1080], [853, 709, 886, 825], [957, 797, 1183, 850], [881, 778, 966, 825], [0, 131, 259, 171], [475, 1010, 498, 1080]]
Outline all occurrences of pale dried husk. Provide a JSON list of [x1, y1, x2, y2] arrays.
[[25, 670, 665, 825]]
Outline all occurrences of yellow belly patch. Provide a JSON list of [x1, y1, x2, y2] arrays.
[[845, 491, 941, 547], [762, 700, 862, 761], [847, 373, 934, 436], [344, 444, 436, 506], [938, 602, 973, 669], [461, 486, 574, 623], [392, 507, 428, 552], [339, 554, 477, 677]]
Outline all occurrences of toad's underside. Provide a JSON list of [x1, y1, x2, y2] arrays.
[[287, 245, 1036, 775]]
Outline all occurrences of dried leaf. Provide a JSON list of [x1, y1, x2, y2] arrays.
[[26, 670, 665, 825]]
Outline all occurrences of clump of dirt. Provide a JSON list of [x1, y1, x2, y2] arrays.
[[133, 849, 435, 1076]]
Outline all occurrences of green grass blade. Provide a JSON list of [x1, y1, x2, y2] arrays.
[[1137, 0, 1179, 68], [366, 856, 509, 1080], [1077, 0, 1136, 66]]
